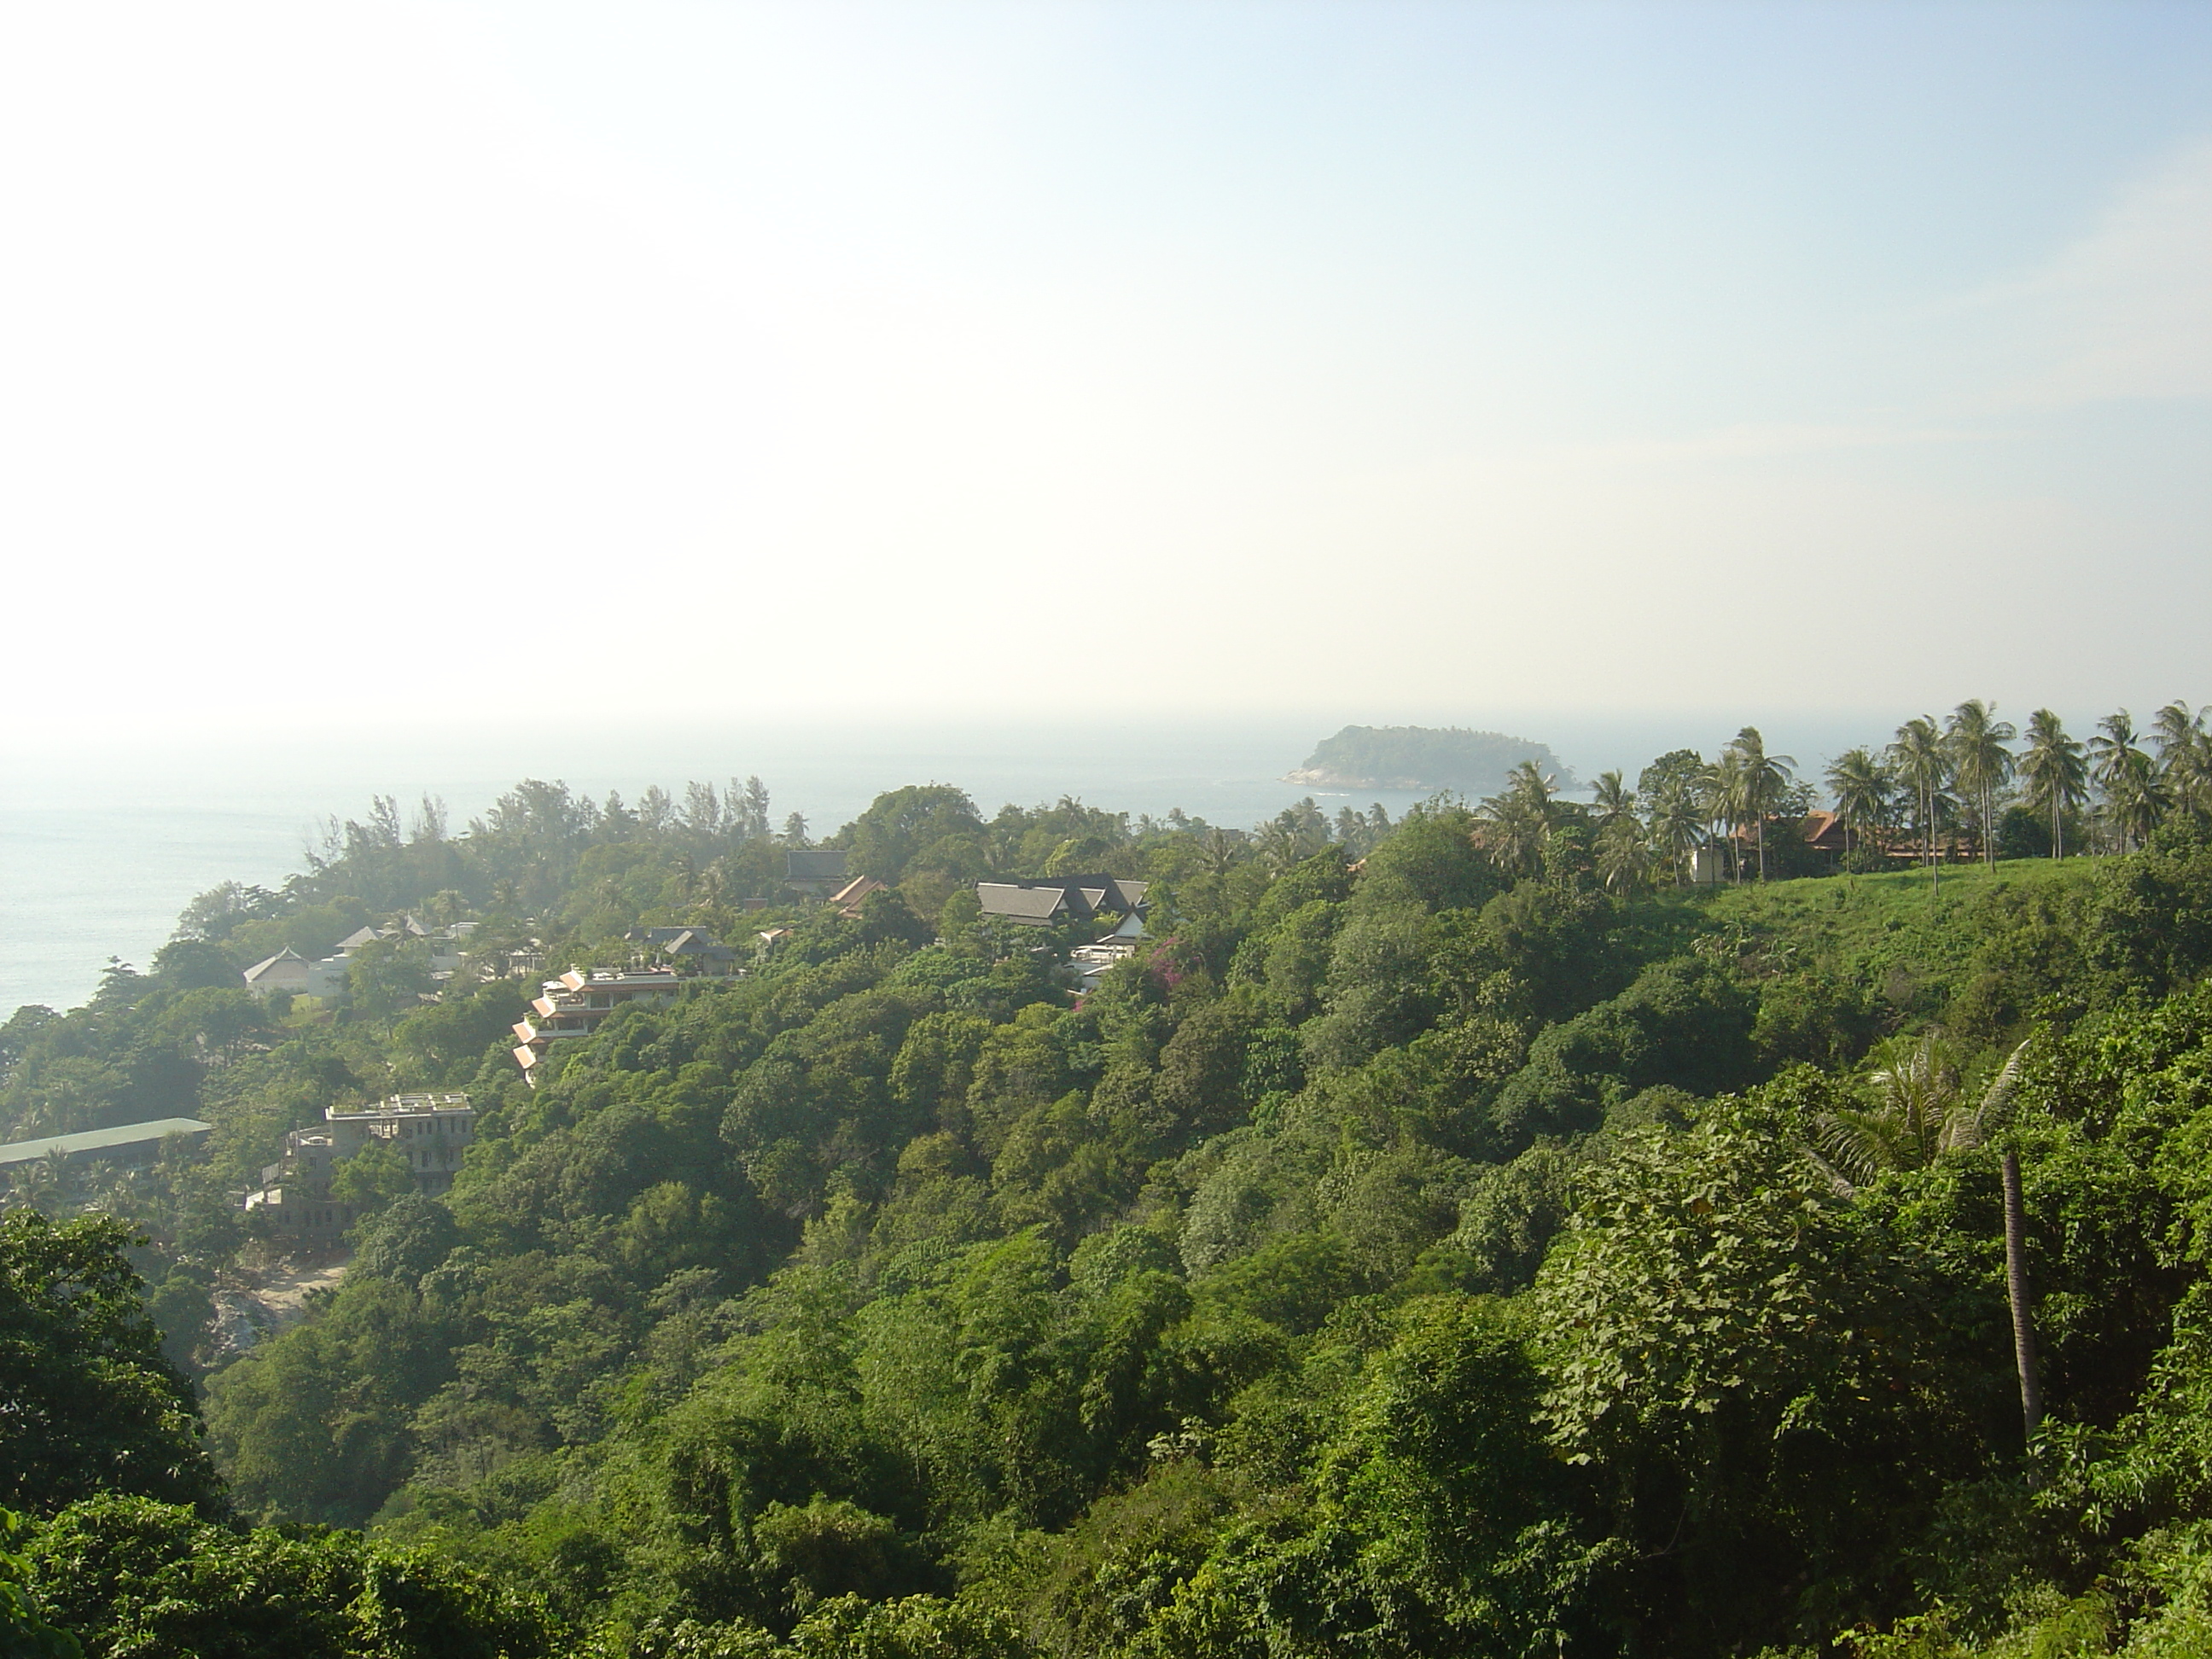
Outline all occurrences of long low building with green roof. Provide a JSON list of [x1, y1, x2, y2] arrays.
[[0, 1117, 212, 1168]]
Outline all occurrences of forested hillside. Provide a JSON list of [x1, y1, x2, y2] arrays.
[[1288, 725, 1575, 794], [11, 704, 2212, 1656]]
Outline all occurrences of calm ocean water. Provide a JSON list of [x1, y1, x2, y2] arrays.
[[0, 711, 1886, 1015]]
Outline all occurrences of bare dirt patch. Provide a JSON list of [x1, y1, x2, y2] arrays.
[[212, 1252, 352, 1356]]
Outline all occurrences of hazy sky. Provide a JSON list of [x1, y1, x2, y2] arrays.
[[4, 2, 2208, 741]]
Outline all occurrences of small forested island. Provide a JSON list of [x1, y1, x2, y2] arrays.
[[1287, 722, 1576, 794], [9, 701, 2212, 1656]]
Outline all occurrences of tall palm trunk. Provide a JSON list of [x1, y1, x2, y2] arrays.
[[2002, 1149, 2042, 1446]]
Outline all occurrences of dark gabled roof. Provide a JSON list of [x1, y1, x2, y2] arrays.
[[627, 927, 726, 949], [978, 883, 1071, 923], [1800, 811, 1847, 850], [662, 929, 732, 957], [787, 849, 850, 881], [975, 876, 1149, 925]]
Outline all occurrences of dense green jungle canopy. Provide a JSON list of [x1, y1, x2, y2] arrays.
[[9, 704, 2212, 1657]]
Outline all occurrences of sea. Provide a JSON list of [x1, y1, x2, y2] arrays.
[[0, 709, 1890, 1016]]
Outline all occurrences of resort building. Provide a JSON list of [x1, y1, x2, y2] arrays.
[[975, 876, 1149, 928], [510, 968, 693, 1076], [242, 1093, 475, 1245]]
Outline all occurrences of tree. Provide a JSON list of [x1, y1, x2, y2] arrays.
[[1596, 814, 1650, 895], [2153, 700, 2211, 822], [346, 936, 436, 1022], [840, 786, 987, 883], [1692, 748, 1746, 883], [1945, 700, 2017, 868], [1256, 800, 1331, 876], [1810, 1033, 2027, 1190], [733, 775, 773, 840], [1199, 826, 1248, 877], [1822, 747, 1892, 859], [26, 1494, 558, 1659], [2090, 711, 2164, 853], [1888, 717, 1951, 888], [329, 1140, 416, 1214], [1534, 1101, 1969, 1647], [0, 1212, 218, 1516], [1480, 760, 1558, 879], [1644, 777, 1706, 888], [1591, 770, 1636, 826], [0, 1509, 80, 1659], [1725, 728, 1796, 882], [2019, 709, 2088, 859]]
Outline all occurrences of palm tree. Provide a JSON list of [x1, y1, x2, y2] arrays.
[[2088, 712, 2163, 853], [1946, 700, 2017, 869], [2017, 710, 2087, 859], [1596, 815, 1650, 895], [1201, 826, 1248, 877], [1591, 771, 1636, 827], [1333, 805, 1367, 854], [2109, 756, 2168, 853], [1889, 717, 1951, 888], [1256, 800, 1330, 875], [1702, 748, 1748, 882], [1813, 1032, 2029, 1190], [1645, 780, 1706, 888], [1726, 728, 1796, 882], [1481, 760, 1558, 879], [1823, 748, 1893, 859], [2152, 701, 2211, 822]]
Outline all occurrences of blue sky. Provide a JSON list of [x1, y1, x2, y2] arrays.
[[2, 1, 2207, 741]]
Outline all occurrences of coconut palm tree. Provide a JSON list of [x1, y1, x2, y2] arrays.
[[1591, 770, 1636, 827], [2018, 710, 2087, 859], [1946, 700, 2017, 869], [1726, 728, 1796, 882], [1596, 814, 1650, 894], [1202, 826, 1249, 877], [1257, 801, 1331, 876], [1823, 748, 1893, 859], [2152, 701, 2211, 822], [1645, 779, 1706, 887], [2108, 756, 2168, 853], [1812, 1032, 2029, 1190], [1700, 749, 1749, 882], [1481, 760, 1558, 879], [2089, 712, 2163, 853], [1889, 717, 1951, 888]]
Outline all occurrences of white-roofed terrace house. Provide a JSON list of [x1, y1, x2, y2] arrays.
[[241, 946, 351, 1001], [509, 967, 693, 1079]]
